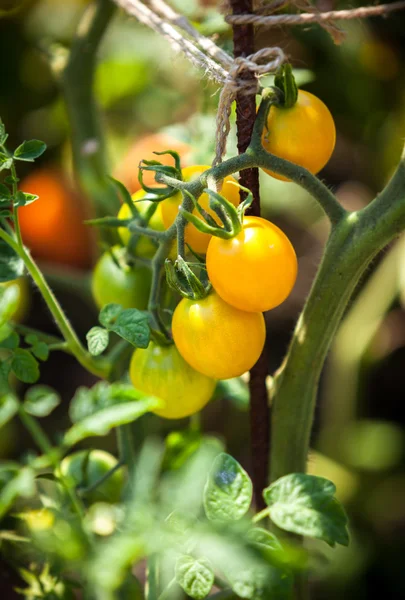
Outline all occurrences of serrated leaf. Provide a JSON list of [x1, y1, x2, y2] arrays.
[[64, 395, 162, 446], [175, 555, 214, 600], [0, 393, 19, 429], [108, 309, 150, 348], [14, 191, 38, 207], [263, 474, 349, 547], [0, 154, 12, 172], [11, 349, 40, 384], [0, 240, 24, 282], [31, 341, 49, 361], [86, 326, 109, 356], [14, 140, 46, 162], [24, 385, 61, 417], [203, 453, 252, 522], [99, 303, 123, 328]]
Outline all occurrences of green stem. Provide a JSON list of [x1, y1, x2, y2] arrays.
[[18, 405, 54, 457], [270, 151, 405, 481], [0, 228, 110, 378], [78, 459, 124, 497], [62, 0, 119, 220], [146, 555, 159, 600], [117, 425, 136, 474]]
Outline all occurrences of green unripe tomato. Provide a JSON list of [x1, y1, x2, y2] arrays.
[[59, 450, 125, 505], [91, 246, 151, 310]]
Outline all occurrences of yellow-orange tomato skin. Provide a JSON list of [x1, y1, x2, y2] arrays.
[[261, 90, 336, 181], [206, 216, 297, 313], [160, 165, 240, 253], [129, 342, 215, 419], [172, 292, 265, 380]]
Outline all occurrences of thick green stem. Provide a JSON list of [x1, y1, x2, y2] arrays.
[[270, 152, 405, 481], [62, 0, 119, 219], [0, 228, 110, 378]]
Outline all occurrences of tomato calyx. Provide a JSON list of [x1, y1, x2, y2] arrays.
[[179, 183, 253, 242], [138, 150, 183, 200], [165, 255, 210, 300], [273, 63, 298, 109]]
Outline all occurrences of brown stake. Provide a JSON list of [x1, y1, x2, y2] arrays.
[[230, 0, 269, 510]]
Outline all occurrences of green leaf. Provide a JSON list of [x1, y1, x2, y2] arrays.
[[0, 240, 24, 282], [0, 362, 11, 394], [99, 303, 123, 328], [24, 385, 61, 417], [0, 467, 36, 521], [64, 394, 162, 446], [14, 140, 47, 162], [213, 377, 250, 410], [86, 326, 109, 356], [0, 393, 19, 429], [203, 453, 252, 521], [11, 349, 40, 384], [0, 183, 11, 201], [0, 154, 12, 172], [108, 309, 150, 348], [263, 474, 349, 547], [175, 555, 214, 600], [0, 331, 20, 349], [14, 191, 39, 207], [0, 119, 7, 145], [225, 559, 293, 600], [31, 341, 49, 361], [0, 282, 20, 326]]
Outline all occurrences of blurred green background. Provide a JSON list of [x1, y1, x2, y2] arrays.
[[1, 0, 405, 598]]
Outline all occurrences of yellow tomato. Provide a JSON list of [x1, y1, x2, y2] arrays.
[[206, 216, 297, 312], [130, 342, 216, 419], [118, 190, 165, 258], [261, 90, 336, 181], [172, 291, 266, 380], [0, 277, 30, 322], [160, 165, 240, 254]]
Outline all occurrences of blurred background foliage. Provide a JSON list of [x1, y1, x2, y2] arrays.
[[1, 0, 405, 598]]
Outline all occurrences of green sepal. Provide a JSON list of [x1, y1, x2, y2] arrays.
[[138, 153, 182, 199], [274, 64, 298, 108], [108, 176, 140, 217], [165, 257, 210, 300], [85, 216, 132, 228]]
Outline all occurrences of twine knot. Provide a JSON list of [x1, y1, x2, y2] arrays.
[[214, 47, 286, 166]]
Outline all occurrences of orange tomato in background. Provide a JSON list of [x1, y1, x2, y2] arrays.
[[18, 168, 94, 269], [114, 133, 192, 194]]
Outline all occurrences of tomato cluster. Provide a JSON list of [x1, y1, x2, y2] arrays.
[[91, 89, 335, 419]]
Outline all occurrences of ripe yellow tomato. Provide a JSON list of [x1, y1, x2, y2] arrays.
[[91, 246, 151, 310], [118, 189, 165, 257], [130, 342, 216, 419], [160, 165, 240, 254], [206, 216, 297, 313], [172, 291, 265, 380], [261, 90, 336, 181]]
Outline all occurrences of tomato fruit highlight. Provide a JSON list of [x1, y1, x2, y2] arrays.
[[206, 216, 297, 313], [172, 291, 266, 380], [261, 90, 336, 181]]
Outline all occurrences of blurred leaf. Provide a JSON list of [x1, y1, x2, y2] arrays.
[[14, 139, 46, 162], [162, 429, 202, 471], [203, 453, 252, 522], [0, 361, 11, 394], [24, 385, 61, 417], [213, 377, 249, 410], [175, 555, 214, 600], [65, 384, 162, 446], [87, 326, 109, 356], [31, 341, 49, 362], [263, 474, 349, 547], [11, 349, 40, 384], [95, 61, 149, 108], [0, 467, 35, 520], [0, 183, 11, 201], [0, 330, 20, 349], [0, 119, 7, 145], [0, 240, 25, 282], [0, 154, 12, 172], [0, 393, 19, 429], [225, 557, 293, 600], [108, 309, 150, 348]]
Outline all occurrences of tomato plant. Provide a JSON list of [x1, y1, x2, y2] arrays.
[[91, 246, 151, 310], [118, 189, 164, 257], [172, 291, 266, 379], [130, 341, 216, 419], [0, 277, 29, 322], [206, 216, 298, 312], [261, 90, 336, 181], [59, 450, 125, 505], [160, 165, 240, 253]]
